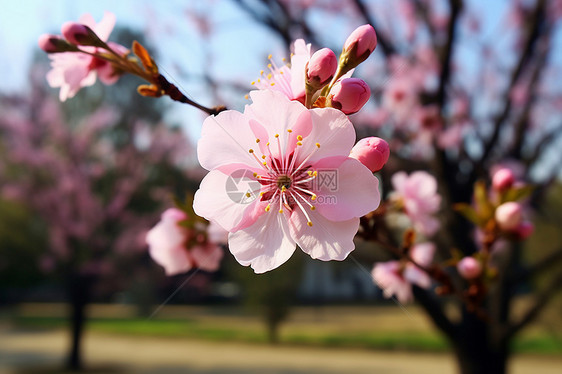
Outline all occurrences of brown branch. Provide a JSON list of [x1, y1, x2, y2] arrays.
[[509, 29, 551, 159], [436, 0, 463, 108], [351, 0, 396, 56], [525, 123, 562, 167], [476, 0, 546, 174], [156, 75, 226, 116], [503, 270, 562, 341], [413, 287, 459, 341], [512, 247, 562, 284]]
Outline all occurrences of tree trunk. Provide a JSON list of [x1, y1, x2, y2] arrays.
[[66, 273, 94, 371], [453, 311, 509, 374]]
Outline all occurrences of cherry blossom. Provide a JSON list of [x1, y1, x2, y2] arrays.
[[372, 242, 435, 303], [253, 39, 311, 103], [391, 171, 441, 236], [146, 208, 223, 275], [44, 12, 124, 101], [193, 89, 380, 273]]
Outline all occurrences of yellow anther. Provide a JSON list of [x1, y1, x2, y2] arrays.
[[282, 57, 286, 62], [270, 83, 275, 86], [257, 78, 261, 83], [244, 94, 249, 100], [316, 143, 321, 148], [256, 138, 260, 143], [297, 141, 302, 146], [313, 171, 318, 177], [263, 162, 267, 166], [253, 172, 258, 178], [280, 71, 284, 74], [281, 186, 287, 192], [290, 53, 294, 57], [268, 54, 272, 60], [265, 205, 271, 212], [287, 129, 292, 133], [245, 192, 251, 198], [266, 142, 270, 146], [307, 221, 313, 227], [279, 209, 284, 214], [307, 171, 313, 176], [261, 155, 266, 159], [267, 73, 272, 79], [275, 134, 279, 138], [251, 81, 256, 85], [249, 149, 254, 153], [311, 194, 317, 201], [311, 206, 316, 211], [260, 191, 265, 197], [267, 64, 272, 69], [260, 70, 264, 75], [297, 135, 303, 141]]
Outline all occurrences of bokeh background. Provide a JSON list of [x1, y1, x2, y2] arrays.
[[1, 0, 562, 373]]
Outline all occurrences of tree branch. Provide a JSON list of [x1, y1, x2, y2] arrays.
[[436, 0, 463, 108], [413, 287, 459, 341], [511, 247, 562, 284], [503, 270, 562, 341], [476, 0, 546, 174]]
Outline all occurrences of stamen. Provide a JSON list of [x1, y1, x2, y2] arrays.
[[288, 190, 314, 228], [265, 204, 271, 212], [256, 138, 260, 143]]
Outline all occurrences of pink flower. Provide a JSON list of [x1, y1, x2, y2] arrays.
[[254, 39, 311, 103], [343, 24, 377, 58], [457, 257, 482, 280], [349, 137, 390, 172], [372, 242, 435, 303], [492, 168, 515, 191], [495, 202, 522, 231], [328, 78, 371, 114], [391, 171, 441, 236], [306, 48, 337, 87], [193, 90, 380, 273], [45, 12, 123, 101], [146, 208, 223, 275]]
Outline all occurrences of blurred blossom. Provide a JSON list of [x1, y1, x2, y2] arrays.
[[391, 171, 441, 236]]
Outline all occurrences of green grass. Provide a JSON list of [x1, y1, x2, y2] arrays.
[[13, 316, 562, 355]]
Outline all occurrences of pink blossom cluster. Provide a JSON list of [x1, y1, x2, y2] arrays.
[[253, 24, 376, 115], [390, 171, 441, 236], [39, 12, 127, 101], [372, 242, 436, 303]]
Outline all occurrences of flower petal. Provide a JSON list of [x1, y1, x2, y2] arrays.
[[198, 110, 261, 171], [246, 90, 312, 158], [298, 108, 356, 165], [312, 157, 380, 221], [193, 169, 266, 232], [228, 211, 296, 273], [289, 208, 359, 261]]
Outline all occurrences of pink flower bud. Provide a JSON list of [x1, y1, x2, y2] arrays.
[[350, 137, 390, 172], [329, 78, 371, 114], [62, 22, 101, 46], [344, 24, 377, 57], [492, 168, 515, 191], [515, 221, 534, 240], [457, 257, 482, 280], [38, 34, 61, 53], [495, 202, 522, 231], [38, 34, 74, 53], [307, 48, 337, 86]]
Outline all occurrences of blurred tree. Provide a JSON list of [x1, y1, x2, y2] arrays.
[[0, 27, 197, 371], [223, 1, 562, 373]]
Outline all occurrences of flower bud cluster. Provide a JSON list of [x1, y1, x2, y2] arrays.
[[302, 24, 377, 114]]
